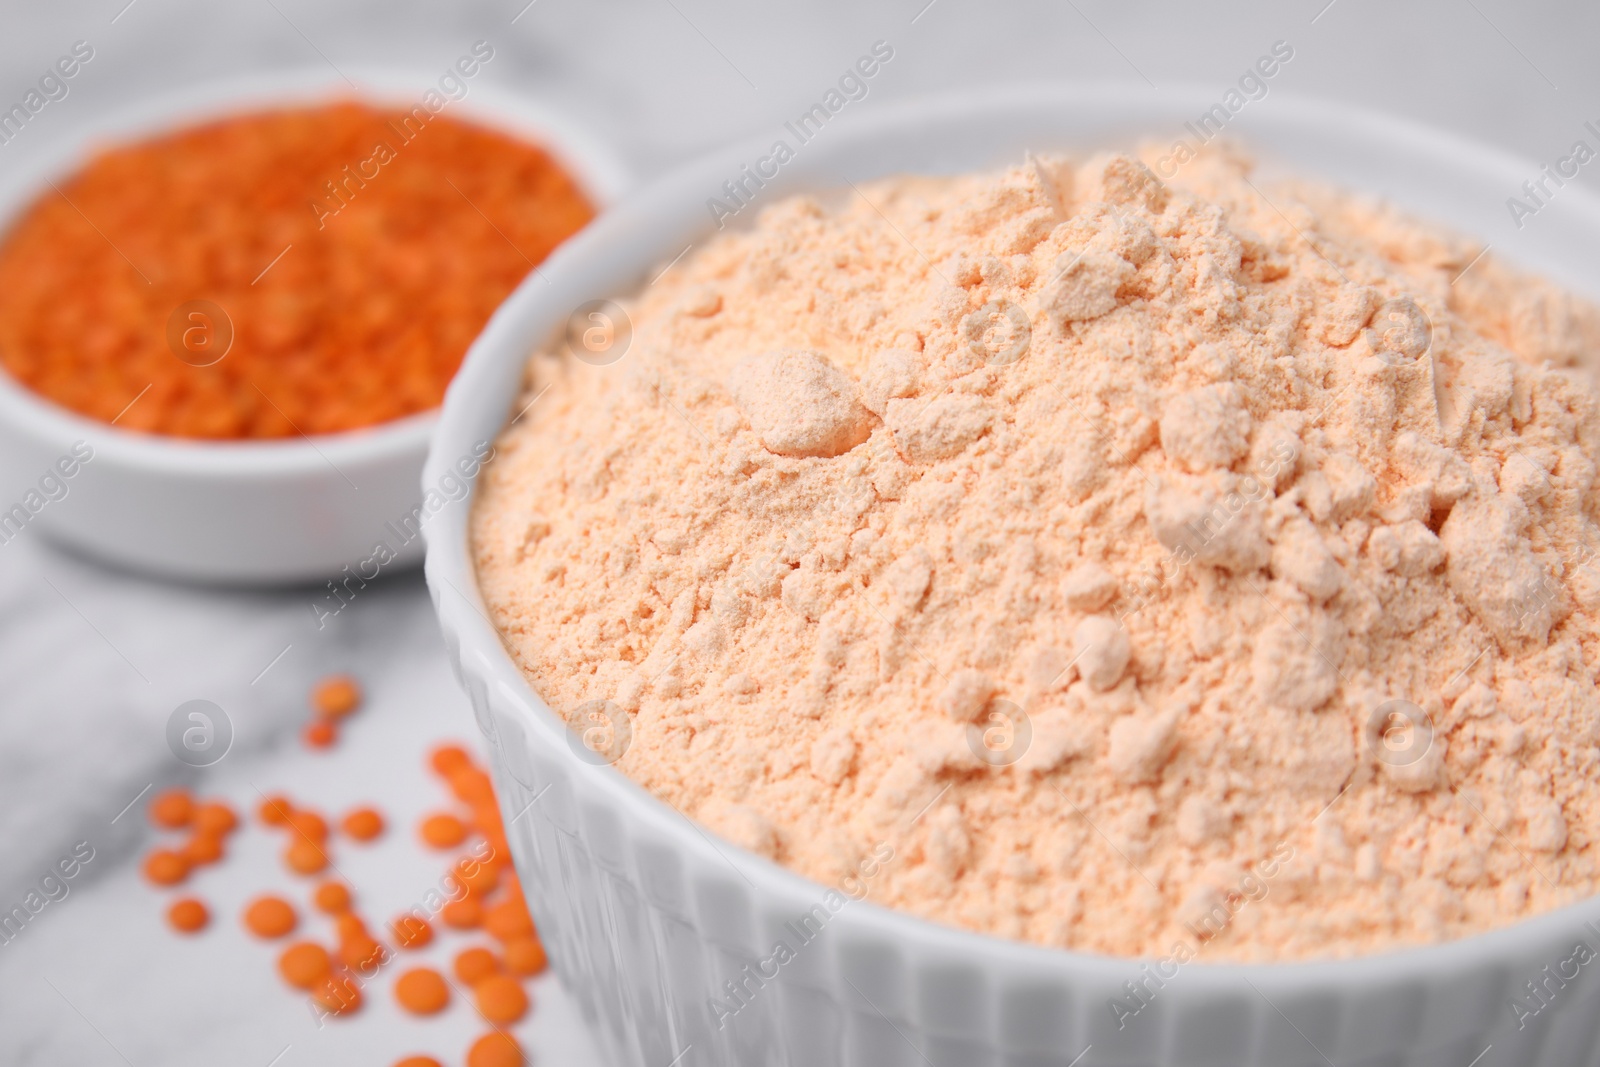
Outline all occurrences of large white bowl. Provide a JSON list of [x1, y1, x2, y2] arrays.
[[0, 67, 629, 584], [427, 86, 1600, 1067]]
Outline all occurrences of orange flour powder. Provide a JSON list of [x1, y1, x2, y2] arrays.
[[471, 149, 1600, 960]]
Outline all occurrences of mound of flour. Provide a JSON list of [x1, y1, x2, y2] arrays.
[[472, 147, 1600, 960]]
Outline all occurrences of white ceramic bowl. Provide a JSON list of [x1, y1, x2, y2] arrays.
[[427, 86, 1600, 1067], [0, 67, 629, 584]]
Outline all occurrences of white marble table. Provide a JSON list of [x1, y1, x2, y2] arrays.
[[0, 0, 1595, 1063], [0, 543, 601, 1065]]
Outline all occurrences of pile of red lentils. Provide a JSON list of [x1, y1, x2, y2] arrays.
[[142, 677, 544, 1067], [0, 103, 595, 440]]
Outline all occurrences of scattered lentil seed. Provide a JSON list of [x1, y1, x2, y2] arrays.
[[191, 802, 238, 835], [440, 897, 483, 930], [284, 838, 329, 875], [466, 1033, 525, 1067], [420, 813, 469, 849], [277, 941, 333, 990], [473, 974, 529, 1024], [454, 946, 500, 986], [242, 896, 297, 939], [142, 849, 189, 886], [167, 898, 209, 933], [313, 881, 352, 915], [149, 789, 193, 829], [341, 807, 385, 841], [312, 972, 363, 1017], [312, 676, 362, 719], [395, 967, 451, 1015], [302, 720, 338, 749], [502, 937, 546, 977], [391, 914, 434, 950]]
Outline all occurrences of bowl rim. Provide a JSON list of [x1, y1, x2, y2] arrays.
[[0, 63, 631, 476], [427, 81, 1600, 988]]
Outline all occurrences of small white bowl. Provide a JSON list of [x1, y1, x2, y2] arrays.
[[0, 67, 629, 584], [428, 86, 1600, 1067]]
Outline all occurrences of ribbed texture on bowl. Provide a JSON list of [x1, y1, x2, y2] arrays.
[[425, 87, 1600, 1066]]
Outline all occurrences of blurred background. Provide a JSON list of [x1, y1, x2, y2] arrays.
[[1, 1, 1596, 1063]]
